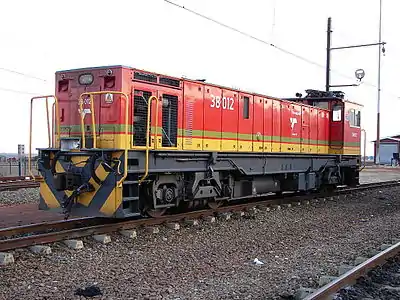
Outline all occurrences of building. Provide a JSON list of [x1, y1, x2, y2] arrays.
[[373, 135, 400, 165]]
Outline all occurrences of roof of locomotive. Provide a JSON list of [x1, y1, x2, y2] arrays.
[[56, 65, 131, 73], [286, 97, 363, 107], [55, 65, 362, 108]]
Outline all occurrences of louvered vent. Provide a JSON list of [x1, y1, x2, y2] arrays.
[[133, 72, 157, 83], [159, 77, 180, 88], [185, 100, 193, 145]]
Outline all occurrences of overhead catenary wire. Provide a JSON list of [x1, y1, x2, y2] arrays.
[[164, 0, 329, 70], [0, 86, 42, 96], [164, 0, 399, 99], [0, 67, 47, 82]]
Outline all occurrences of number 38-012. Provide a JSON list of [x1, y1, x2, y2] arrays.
[[210, 95, 234, 110]]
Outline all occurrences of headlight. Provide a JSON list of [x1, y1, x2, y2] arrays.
[[60, 138, 81, 151], [78, 73, 94, 85]]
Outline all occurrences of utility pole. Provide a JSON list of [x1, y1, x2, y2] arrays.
[[326, 17, 332, 92], [325, 12, 385, 165], [376, 0, 383, 165]]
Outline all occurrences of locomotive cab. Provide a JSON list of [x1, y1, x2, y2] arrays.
[[287, 89, 362, 156]]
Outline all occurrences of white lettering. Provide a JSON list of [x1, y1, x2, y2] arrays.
[[210, 94, 234, 111], [228, 97, 234, 110], [222, 97, 227, 109]]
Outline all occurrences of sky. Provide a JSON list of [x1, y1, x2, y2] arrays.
[[0, 0, 398, 155]]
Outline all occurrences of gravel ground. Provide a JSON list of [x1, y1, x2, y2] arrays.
[[1, 187, 400, 299], [0, 188, 39, 207], [359, 169, 400, 184]]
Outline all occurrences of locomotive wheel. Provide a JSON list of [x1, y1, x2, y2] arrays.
[[146, 208, 167, 218], [207, 199, 223, 209]]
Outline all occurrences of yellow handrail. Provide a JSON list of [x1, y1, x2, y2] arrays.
[[78, 91, 130, 187], [78, 94, 100, 149], [29, 95, 60, 180], [52, 102, 55, 148], [138, 95, 160, 185]]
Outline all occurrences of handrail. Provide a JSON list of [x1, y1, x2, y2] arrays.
[[78, 94, 96, 148], [360, 128, 367, 171], [138, 95, 159, 185], [52, 102, 55, 148], [78, 91, 130, 187], [29, 95, 60, 180]]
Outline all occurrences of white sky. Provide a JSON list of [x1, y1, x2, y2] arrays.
[[0, 0, 398, 155]]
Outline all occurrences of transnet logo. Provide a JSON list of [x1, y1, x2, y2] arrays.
[[290, 117, 298, 130]]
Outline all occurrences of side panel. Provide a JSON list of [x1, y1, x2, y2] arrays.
[[221, 89, 239, 151], [203, 86, 222, 151], [309, 107, 318, 154], [253, 96, 264, 152], [292, 104, 302, 152], [263, 98, 273, 152], [301, 106, 310, 153], [238, 93, 254, 152], [281, 102, 301, 153], [317, 110, 329, 154], [182, 82, 204, 151], [272, 100, 281, 152], [324, 110, 330, 154]]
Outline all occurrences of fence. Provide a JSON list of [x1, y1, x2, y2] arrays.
[[0, 161, 39, 177]]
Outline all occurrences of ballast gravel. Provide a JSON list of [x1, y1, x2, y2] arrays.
[[0, 188, 39, 207], [334, 255, 400, 300], [1, 187, 400, 300]]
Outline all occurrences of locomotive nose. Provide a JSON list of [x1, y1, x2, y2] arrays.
[[37, 149, 125, 218]]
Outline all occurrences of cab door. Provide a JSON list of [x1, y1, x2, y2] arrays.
[[329, 102, 344, 149]]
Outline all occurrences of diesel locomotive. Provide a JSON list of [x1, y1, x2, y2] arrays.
[[30, 65, 362, 218]]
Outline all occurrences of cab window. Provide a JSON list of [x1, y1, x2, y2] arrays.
[[332, 104, 342, 121], [355, 110, 361, 126], [313, 101, 329, 110], [349, 109, 361, 127]]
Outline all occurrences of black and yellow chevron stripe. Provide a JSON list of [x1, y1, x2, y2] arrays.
[[39, 151, 125, 217]]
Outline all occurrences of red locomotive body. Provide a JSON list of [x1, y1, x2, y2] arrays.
[[34, 66, 362, 218]]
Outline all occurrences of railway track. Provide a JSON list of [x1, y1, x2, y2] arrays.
[[304, 241, 400, 300], [0, 180, 399, 252], [0, 176, 39, 191]]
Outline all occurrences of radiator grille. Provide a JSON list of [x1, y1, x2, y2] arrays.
[[133, 90, 152, 146]]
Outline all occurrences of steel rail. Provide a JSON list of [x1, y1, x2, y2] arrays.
[[304, 241, 400, 300], [0, 180, 399, 252], [0, 176, 32, 181], [0, 217, 104, 238], [0, 180, 39, 191]]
